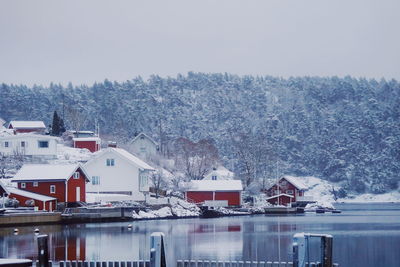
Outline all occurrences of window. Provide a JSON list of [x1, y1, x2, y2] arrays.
[[212, 175, 217, 180], [73, 172, 80, 179], [21, 182, 26, 189], [106, 158, 115, 166], [280, 180, 287, 186], [50, 185, 56, 194], [286, 190, 294, 195], [92, 176, 100, 185], [21, 141, 26, 148], [4, 141, 9, 148], [140, 147, 146, 153], [38, 141, 49, 148], [33, 182, 38, 187], [139, 173, 148, 191]]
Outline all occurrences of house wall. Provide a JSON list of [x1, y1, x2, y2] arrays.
[[266, 195, 293, 206], [186, 191, 241, 207], [0, 135, 57, 157], [266, 178, 302, 202], [67, 169, 87, 202], [18, 181, 66, 202], [84, 150, 147, 201], [74, 140, 100, 153], [130, 135, 157, 159]]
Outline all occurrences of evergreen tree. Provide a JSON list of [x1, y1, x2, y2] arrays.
[[51, 111, 61, 136]]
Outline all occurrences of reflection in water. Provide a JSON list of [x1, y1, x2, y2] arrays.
[[0, 203, 399, 267]]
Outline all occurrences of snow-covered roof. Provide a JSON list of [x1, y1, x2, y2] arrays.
[[266, 193, 294, 200], [0, 180, 9, 195], [130, 132, 158, 146], [11, 164, 90, 182], [87, 147, 155, 170], [73, 137, 101, 142], [112, 148, 154, 170], [0, 133, 58, 140], [204, 166, 234, 180], [0, 118, 5, 126], [8, 187, 56, 202], [187, 180, 243, 192], [282, 176, 308, 190], [9, 121, 46, 129]]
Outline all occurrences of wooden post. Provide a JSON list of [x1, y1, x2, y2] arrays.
[[37, 234, 49, 267], [321, 235, 333, 267], [150, 232, 167, 267]]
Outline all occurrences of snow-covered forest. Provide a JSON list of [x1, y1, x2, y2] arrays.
[[1, 73, 399, 195]]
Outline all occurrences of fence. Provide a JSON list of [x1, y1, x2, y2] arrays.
[[18, 232, 339, 267]]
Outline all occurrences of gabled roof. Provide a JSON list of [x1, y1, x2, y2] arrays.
[[0, 118, 5, 126], [11, 164, 90, 182], [187, 180, 243, 192], [8, 187, 56, 202], [130, 132, 158, 146], [0, 180, 9, 195], [85, 147, 155, 170], [266, 193, 294, 200], [281, 176, 307, 190], [9, 121, 46, 129]]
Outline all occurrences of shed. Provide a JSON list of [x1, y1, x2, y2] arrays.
[[11, 164, 90, 206], [8, 121, 46, 134], [185, 180, 243, 207], [8, 187, 57, 211]]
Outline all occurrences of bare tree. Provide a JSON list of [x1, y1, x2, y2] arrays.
[[66, 106, 87, 136], [150, 169, 167, 198]]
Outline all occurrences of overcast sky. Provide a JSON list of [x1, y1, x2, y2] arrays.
[[0, 0, 399, 86]]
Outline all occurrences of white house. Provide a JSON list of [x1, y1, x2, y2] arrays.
[[84, 147, 155, 202], [204, 166, 235, 181], [129, 133, 158, 160], [0, 134, 58, 158]]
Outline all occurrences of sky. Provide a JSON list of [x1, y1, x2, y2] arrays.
[[0, 0, 399, 86]]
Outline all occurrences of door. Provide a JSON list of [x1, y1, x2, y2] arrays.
[[76, 187, 80, 202], [49, 201, 53, 212]]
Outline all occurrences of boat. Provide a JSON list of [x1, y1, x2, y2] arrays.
[[265, 206, 298, 214], [315, 208, 325, 213]]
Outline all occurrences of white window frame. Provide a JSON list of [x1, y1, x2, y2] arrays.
[[286, 190, 294, 195], [21, 141, 26, 148], [4, 141, 9, 148], [212, 175, 217, 180], [38, 140, 49, 148], [50, 185, 56, 194], [73, 172, 80, 179], [92, 176, 100, 185], [21, 182, 26, 189], [106, 158, 115, 166], [33, 182, 38, 187]]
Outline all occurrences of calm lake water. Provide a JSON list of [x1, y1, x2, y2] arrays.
[[0, 203, 399, 267]]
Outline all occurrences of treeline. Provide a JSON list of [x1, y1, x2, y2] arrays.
[[1, 73, 399, 194]]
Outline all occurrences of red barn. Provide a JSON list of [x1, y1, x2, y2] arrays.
[[8, 121, 46, 134], [264, 176, 308, 206], [11, 164, 90, 208], [185, 180, 243, 207], [73, 137, 101, 153]]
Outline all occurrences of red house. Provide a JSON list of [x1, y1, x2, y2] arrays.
[[8, 121, 47, 134], [73, 137, 101, 153], [264, 176, 308, 206], [185, 180, 243, 207], [11, 164, 90, 208]]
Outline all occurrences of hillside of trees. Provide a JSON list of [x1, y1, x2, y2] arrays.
[[1, 73, 399, 194]]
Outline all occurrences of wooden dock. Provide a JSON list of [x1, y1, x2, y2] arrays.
[[0, 212, 61, 226]]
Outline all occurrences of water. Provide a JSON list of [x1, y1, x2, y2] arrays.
[[0, 203, 399, 267]]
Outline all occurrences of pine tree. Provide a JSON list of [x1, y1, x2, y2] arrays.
[[51, 111, 61, 136]]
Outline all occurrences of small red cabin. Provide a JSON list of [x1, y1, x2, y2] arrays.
[[11, 164, 90, 208], [185, 180, 243, 207], [264, 176, 308, 206], [8, 121, 46, 134], [73, 137, 101, 153]]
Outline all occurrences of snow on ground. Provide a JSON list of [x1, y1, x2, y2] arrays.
[[298, 176, 400, 204], [52, 144, 93, 163], [342, 191, 400, 203], [132, 197, 201, 219]]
